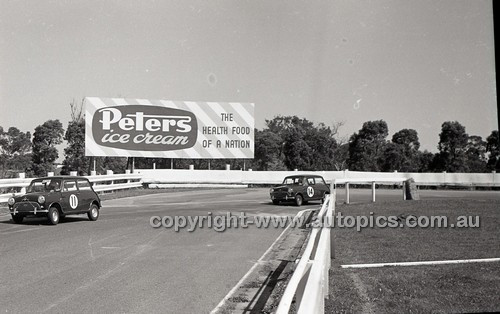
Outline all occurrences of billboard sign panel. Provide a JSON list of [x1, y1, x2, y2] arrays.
[[85, 98, 254, 159]]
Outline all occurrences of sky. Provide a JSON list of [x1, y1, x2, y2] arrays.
[[0, 0, 497, 157]]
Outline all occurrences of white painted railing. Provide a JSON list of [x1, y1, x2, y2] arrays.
[[334, 177, 408, 204], [136, 169, 499, 187], [87, 173, 143, 192], [276, 181, 335, 314], [0, 172, 143, 203], [0, 177, 32, 202], [276, 177, 409, 313]]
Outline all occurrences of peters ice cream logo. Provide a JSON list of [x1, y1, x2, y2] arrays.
[[92, 105, 198, 151]]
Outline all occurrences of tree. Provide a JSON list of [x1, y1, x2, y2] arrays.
[[333, 143, 349, 170], [465, 135, 487, 172], [102, 157, 128, 173], [62, 99, 89, 175], [348, 120, 388, 171], [434, 121, 468, 172], [486, 130, 499, 171], [381, 129, 421, 172], [418, 150, 434, 172], [259, 116, 342, 171], [254, 129, 284, 170], [380, 142, 405, 172], [32, 120, 64, 176], [0, 127, 32, 177], [392, 129, 420, 150], [303, 123, 338, 170]]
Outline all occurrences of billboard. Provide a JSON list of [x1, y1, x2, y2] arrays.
[[85, 98, 254, 159]]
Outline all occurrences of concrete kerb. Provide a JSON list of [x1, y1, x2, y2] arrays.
[[210, 208, 318, 314]]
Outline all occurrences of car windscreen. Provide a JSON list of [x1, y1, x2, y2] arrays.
[[283, 177, 304, 185], [27, 179, 62, 193], [77, 179, 92, 191]]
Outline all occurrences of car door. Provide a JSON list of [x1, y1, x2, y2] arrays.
[[318, 177, 330, 196], [61, 179, 80, 213], [305, 177, 318, 200], [77, 179, 94, 211], [311, 177, 326, 200]]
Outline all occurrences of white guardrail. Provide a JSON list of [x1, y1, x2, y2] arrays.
[[135, 169, 499, 187], [276, 178, 407, 314], [0, 172, 143, 203]]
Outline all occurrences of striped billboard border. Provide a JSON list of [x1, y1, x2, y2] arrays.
[[85, 97, 254, 159]]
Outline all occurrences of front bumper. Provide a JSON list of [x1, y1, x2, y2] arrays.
[[10, 202, 48, 216], [270, 192, 295, 201]]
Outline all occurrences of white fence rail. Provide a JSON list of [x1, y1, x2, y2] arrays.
[[0, 172, 143, 203], [276, 181, 335, 314], [335, 177, 408, 204], [136, 169, 499, 187], [276, 177, 408, 314]]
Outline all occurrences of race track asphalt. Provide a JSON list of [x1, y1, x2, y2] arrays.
[[0, 189, 317, 314], [0, 188, 498, 313]]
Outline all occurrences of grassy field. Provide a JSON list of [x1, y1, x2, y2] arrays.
[[325, 199, 500, 313]]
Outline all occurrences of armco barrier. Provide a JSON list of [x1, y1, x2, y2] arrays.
[[276, 181, 335, 314], [335, 177, 408, 203], [135, 169, 499, 187], [0, 173, 143, 203], [276, 177, 407, 314]]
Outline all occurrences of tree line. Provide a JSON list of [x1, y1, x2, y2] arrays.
[[254, 117, 499, 173], [0, 102, 498, 178]]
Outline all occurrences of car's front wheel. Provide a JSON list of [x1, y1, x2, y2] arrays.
[[88, 204, 99, 221], [295, 194, 303, 207], [48, 206, 60, 225], [11, 214, 23, 224], [272, 200, 280, 205]]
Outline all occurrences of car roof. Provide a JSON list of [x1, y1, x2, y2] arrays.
[[32, 176, 89, 181]]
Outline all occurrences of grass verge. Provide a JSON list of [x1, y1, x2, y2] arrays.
[[325, 198, 500, 313]]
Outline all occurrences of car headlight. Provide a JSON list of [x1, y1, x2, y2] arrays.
[[8, 197, 15, 206], [38, 196, 45, 204]]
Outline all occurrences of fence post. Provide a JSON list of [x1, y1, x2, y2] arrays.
[[345, 182, 350, 204], [106, 170, 114, 185], [20, 172, 26, 194], [330, 181, 336, 259], [372, 182, 376, 202], [403, 181, 406, 200]]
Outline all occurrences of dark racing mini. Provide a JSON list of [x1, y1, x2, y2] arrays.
[[269, 175, 330, 207], [8, 176, 101, 225]]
